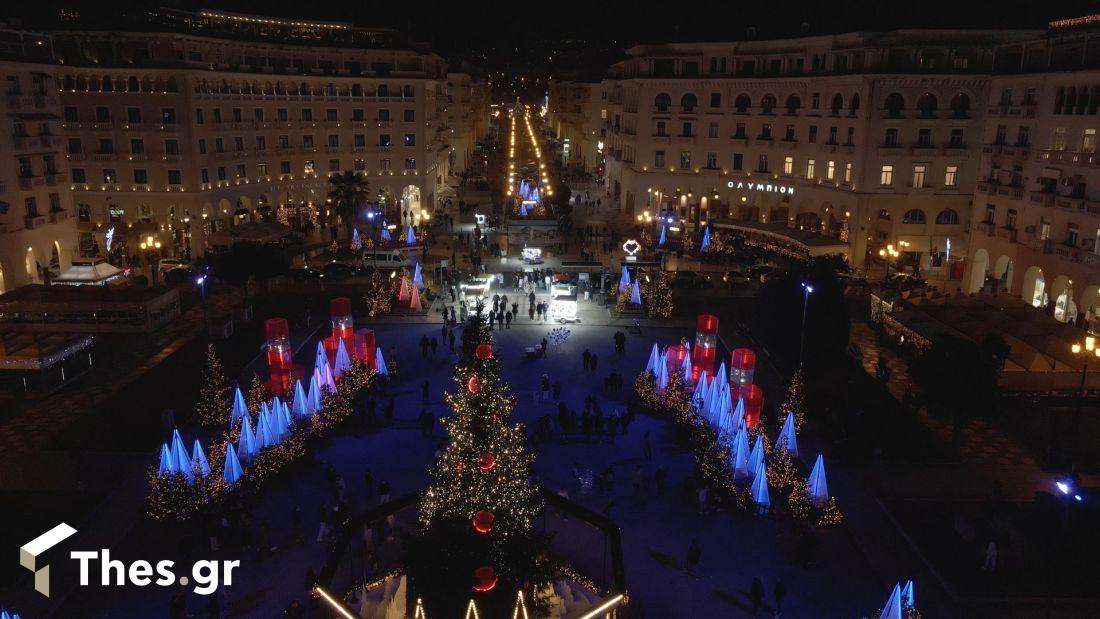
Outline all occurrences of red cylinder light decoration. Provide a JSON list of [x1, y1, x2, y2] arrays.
[[330, 297, 354, 341], [475, 344, 494, 360], [666, 344, 689, 376], [473, 566, 497, 592], [472, 509, 495, 533], [354, 328, 376, 367], [264, 318, 292, 370], [730, 348, 757, 386], [692, 314, 720, 382], [733, 383, 764, 428]]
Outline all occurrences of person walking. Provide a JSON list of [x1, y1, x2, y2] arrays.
[[983, 539, 998, 571], [528, 304, 535, 320], [377, 479, 391, 504], [505, 311, 512, 329], [774, 578, 786, 615], [582, 349, 592, 371], [430, 337, 438, 355], [419, 335, 429, 358], [750, 577, 765, 616], [497, 311, 504, 330], [448, 329, 456, 351], [686, 538, 701, 576]]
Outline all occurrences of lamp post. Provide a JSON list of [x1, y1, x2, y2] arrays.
[[878, 243, 900, 279], [1068, 337, 1100, 466], [196, 274, 208, 333], [139, 234, 162, 286], [799, 281, 815, 367]]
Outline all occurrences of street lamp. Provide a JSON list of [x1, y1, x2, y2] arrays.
[[799, 282, 815, 367], [878, 244, 900, 279], [1068, 337, 1100, 466], [139, 235, 162, 286], [196, 274, 208, 333]]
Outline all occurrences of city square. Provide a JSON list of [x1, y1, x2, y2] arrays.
[[2, 2, 1100, 618]]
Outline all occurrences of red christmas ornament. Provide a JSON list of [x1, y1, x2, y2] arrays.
[[475, 344, 493, 360], [472, 509, 494, 533], [473, 566, 497, 592], [478, 453, 496, 471], [467, 375, 480, 394], [455, 462, 464, 472]]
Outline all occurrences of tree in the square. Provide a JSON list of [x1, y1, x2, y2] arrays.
[[641, 270, 674, 318], [245, 372, 267, 416], [195, 344, 232, 427], [781, 369, 807, 431], [407, 310, 550, 614]]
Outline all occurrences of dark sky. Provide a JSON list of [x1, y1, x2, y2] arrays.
[[7, 0, 1100, 74]]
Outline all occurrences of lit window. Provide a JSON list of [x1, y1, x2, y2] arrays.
[[944, 165, 958, 187], [844, 162, 852, 183], [827, 160, 835, 180], [806, 159, 815, 178], [912, 164, 926, 188], [880, 164, 894, 186], [783, 156, 793, 175]]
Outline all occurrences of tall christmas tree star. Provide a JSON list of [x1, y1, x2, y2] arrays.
[[408, 311, 549, 614]]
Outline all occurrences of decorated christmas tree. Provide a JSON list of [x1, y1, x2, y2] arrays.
[[195, 344, 232, 428], [781, 369, 807, 431], [245, 373, 268, 418], [641, 270, 674, 318], [408, 310, 550, 614]]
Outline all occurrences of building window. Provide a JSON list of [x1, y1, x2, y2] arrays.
[[254, 108, 265, 121], [656, 121, 667, 136], [256, 136, 266, 150], [655, 150, 665, 168], [381, 158, 391, 171], [708, 122, 719, 138], [403, 109, 415, 122], [95, 106, 110, 123], [217, 167, 226, 181], [1005, 209, 1017, 230], [706, 152, 717, 168], [168, 170, 181, 185], [1084, 129, 1097, 153], [277, 108, 288, 121], [126, 107, 141, 123], [161, 108, 176, 124], [844, 162, 852, 183], [912, 164, 927, 188], [757, 154, 769, 172], [404, 133, 416, 146], [212, 108, 222, 123], [785, 125, 796, 141], [846, 127, 855, 145], [949, 129, 964, 147], [918, 128, 932, 147], [405, 158, 416, 170], [68, 138, 82, 154], [880, 164, 894, 186], [783, 156, 793, 175], [302, 135, 314, 148], [935, 208, 959, 225], [328, 135, 340, 147], [326, 108, 338, 122], [232, 108, 242, 122], [355, 158, 366, 171], [165, 139, 179, 155], [201, 168, 209, 183], [902, 208, 926, 224], [681, 122, 693, 137], [380, 134, 391, 147], [198, 139, 207, 154], [806, 159, 816, 178], [709, 93, 721, 108], [329, 159, 340, 172], [884, 128, 899, 146], [301, 109, 313, 122], [98, 138, 114, 154], [1052, 127, 1066, 151], [379, 109, 391, 121], [234, 137, 245, 152], [826, 160, 835, 180], [984, 204, 995, 224], [103, 169, 116, 184], [195, 109, 204, 124], [25, 197, 38, 217], [236, 164, 246, 179], [215, 138, 224, 153], [732, 153, 743, 171], [759, 123, 772, 139], [734, 122, 746, 138], [72, 168, 85, 183], [808, 126, 818, 143], [679, 150, 691, 169], [944, 165, 958, 187], [304, 160, 316, 175], [1017, 126, 1030, 147], [130, 138, 145, 154], [64, 106, 78, 122], [257, 163, 267, 177], [280, 161, 291, 174]]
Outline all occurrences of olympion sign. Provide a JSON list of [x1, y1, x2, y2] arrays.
[[727, 180, 795, 195]]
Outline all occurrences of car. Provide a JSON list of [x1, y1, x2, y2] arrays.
[[286, 266, 322, 283], [157, 258, 187, 277], [672, 271, 712, 289], [162, 267, 196, 285], [321, 262, 357, 280], [722, 270, 751, 285], [361, 250, 412, 270]]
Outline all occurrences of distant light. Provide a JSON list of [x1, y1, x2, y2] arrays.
[[1074, 494, 1083, 502], [195, 275, 206, 285], [1057, 481, 1070, 495], [802, 282, 815, 294]]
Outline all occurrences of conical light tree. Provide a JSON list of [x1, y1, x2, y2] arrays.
[[781, 368, 807, 431], [408, 310, 549, 614], [195, 344, 232, 428]]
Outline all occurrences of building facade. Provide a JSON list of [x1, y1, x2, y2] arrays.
[[47, 9, 492, 262], [0, 32, 78, 293], [548, 79, 607, 175], [600, 31, 1038, 270], [967, 19, 1100, 331]]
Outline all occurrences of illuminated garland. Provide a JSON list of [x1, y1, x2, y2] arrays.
[[780, 369, 807, 431], [362, 268, 395, 317], [640, 271, 674, 319], [147, 361, 377, 521]]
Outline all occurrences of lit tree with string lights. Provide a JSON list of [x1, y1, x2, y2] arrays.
[[195, 344, 232, 428], [641, 270, 674, 318], [407, 310, 550, 615]]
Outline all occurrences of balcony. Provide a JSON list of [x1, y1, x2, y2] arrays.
[[24, 214, 47, 229], [976, 181, 995, 195], [995, 227, 1018, 243], [995, 185, 1025, 200], [93, 152, 117, 161], [976, 221, 996, 236], [44, 172, 66, 186], [49, 209, 70, 224], [18, 176, 41, 190], [1028, 191, 1055, 206], [1056, 196, 1086, 211]]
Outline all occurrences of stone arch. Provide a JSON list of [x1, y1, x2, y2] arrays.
[[917, 92, 938, 117], [992, 254, 1014, 292], [50, 240, 62, 274], [760, 93, 777, 114], [950, 91, 972, 118], [1021, 266, 1045, 307], [849, 93, 861, 115], [830, 93, 844, 115], [902, 208, 927, 224], [679, 92, 697, 112], [654, 92, 671, 112], [25, 246, 39, 283], [785, 94, 801, 114], [967, 248, 989, 293], [935, 208, 959, 225], [1081, 285, 1100, 331], [884, 92, 905, 116]]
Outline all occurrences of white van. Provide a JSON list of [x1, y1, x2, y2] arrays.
[[361, 250, 412, 270]]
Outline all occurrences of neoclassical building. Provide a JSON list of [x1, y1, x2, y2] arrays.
[[599, 30, 1039, 269], [966, 17, 1100, 332], [49, 9, 486, 260], [0, 33, 78, 293]]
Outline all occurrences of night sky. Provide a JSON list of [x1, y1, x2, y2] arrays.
[[6, 0, 1100, 78]]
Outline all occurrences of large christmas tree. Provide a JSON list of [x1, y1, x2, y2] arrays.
[[408, 311, 550, 614]]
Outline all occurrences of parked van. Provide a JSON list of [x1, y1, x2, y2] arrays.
[[361, 250, 412, 270]]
